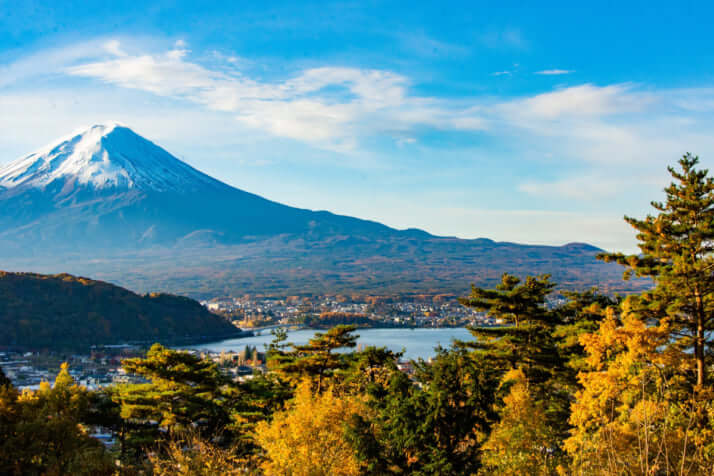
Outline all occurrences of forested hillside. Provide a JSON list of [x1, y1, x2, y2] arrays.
[[0, 271, 240, 350]]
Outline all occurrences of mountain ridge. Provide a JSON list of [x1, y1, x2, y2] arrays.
[[0, 123, 406, 252], [0, 124, 639, 296]]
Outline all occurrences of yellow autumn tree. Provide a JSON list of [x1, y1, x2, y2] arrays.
[[0, 363, 113, 475], [149, 431, 248, 476], [253, 380, 366, 476], [480, 367, 560, 476], [564, 299, 714, 475]]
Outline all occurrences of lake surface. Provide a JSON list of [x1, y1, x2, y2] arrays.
[[190, 327, 474, 360]]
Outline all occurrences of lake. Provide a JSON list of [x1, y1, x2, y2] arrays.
[[190, 327, 475, 360]]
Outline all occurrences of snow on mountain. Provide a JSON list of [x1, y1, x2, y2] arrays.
[[0, 122, 381, 249], [0, 122, 221, 193], [0, 123, 627, 296]]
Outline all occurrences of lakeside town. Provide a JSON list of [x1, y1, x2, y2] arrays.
[[201, 293, 495, 329], [1, 293, 514, 389], [0, 292, 573, 390]]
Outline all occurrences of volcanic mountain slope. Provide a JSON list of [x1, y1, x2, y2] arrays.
[[0, 122, 391, 251], [0, 123, 639, 296]]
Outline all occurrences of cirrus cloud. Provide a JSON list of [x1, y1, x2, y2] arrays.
[[534, 69, 574, 75], [64, 40, 487, 151]]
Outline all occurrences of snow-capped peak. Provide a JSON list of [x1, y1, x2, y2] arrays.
[[0, 123, 219, 192]]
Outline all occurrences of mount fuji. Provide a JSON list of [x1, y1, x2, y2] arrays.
[[0, 123, 635, 296], [0, 122, 395, 251]]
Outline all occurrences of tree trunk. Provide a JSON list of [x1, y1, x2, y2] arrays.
[[696, 315, 705, 386], [694, 290, 706, 386]]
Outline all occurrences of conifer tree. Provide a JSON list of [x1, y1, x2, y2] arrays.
[[117, 344, 231, 441], [349, 347, 499, 475], [269, 325, 358, 392], [458, 273, 560, 385], [343, 345, 402, 393], [600, 154, 714, 386], [459, 273, 573, 452]]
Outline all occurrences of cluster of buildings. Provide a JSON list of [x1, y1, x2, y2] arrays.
[[0, 350, 144, 390], [201, 294, 495, 329], [0, 345, 274, 391]]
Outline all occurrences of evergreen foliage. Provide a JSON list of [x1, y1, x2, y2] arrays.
[[0, 271, 239, 351], [458, 273, 572, 445], [349, 348, 499, 475], [458, 273, 561, 385], [268, 324, 358, 392], [600, 154, 714, 386], [117, 344, 231, 432]]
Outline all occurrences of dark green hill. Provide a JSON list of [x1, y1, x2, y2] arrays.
[[0, 271, 241, 351]]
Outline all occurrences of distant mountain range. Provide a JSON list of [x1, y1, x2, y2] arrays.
[[0, 271, 241, 351], [0, 123, 641, 297]]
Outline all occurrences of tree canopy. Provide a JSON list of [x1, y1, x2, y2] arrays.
[[600, 154, 714, 386]]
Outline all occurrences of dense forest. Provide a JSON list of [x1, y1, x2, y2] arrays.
[[1, 155, 713, 474], [0, 272, 240, 350]]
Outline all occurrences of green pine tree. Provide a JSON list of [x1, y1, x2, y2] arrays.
[[458, 273, 573, 450], [269, 325, 358, 392], [458, 273, 561, 386], [116, 343, 232, 450], [348, 347, 499, 475], [600, 154, 714, 386]]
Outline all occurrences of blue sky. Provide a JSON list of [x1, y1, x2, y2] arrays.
[[2, 1, 714, 252]]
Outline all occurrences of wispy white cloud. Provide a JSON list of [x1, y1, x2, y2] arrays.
[[518, 177, 621, 201], [0, 40, 105, 88], [5, 38, 714, 253], [497, 83, 651, 120], [534, 69, 574, 75], [6, 40, 714, 169], [103, 39, 127, 57], [0, 88, 262, 163], [63, 41, 486, 151]]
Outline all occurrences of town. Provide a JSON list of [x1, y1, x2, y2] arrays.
[[2, 293, 506, 389], [0, 293, 575, 390], [201, 293, 495, 329]]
